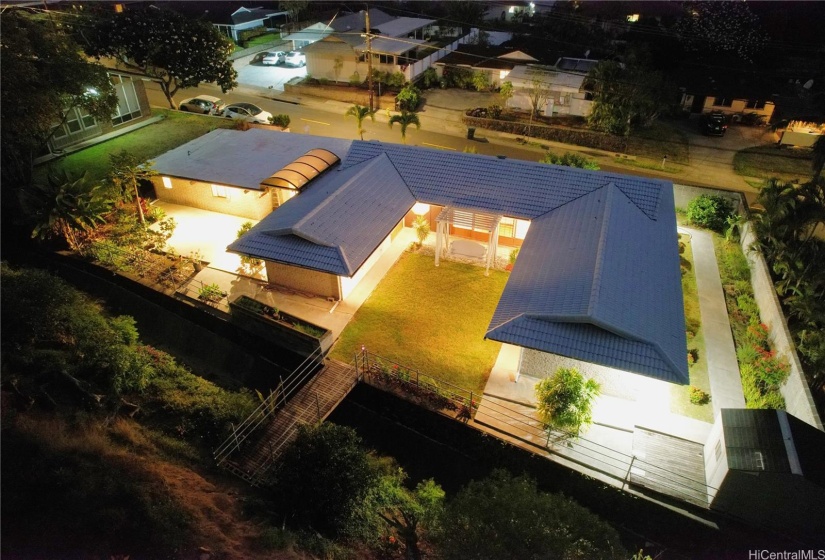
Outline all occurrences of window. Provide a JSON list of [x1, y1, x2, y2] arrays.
[[374, 53, 395, 65], [358, 53, 367, 63], [111, 73, 143, 126], [499, 217, 516, 238], [713, 97, 733, 107], [162, 176, 173, 189], [211, 184, 229, 198], [746, 99, 766, 110]]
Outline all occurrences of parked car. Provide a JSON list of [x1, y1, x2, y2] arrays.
[[222, 103, 273, 124], [262, 51, 286, 66], [701, 111, 728, 136], [179, 95, 225, 115], [283, 51, 306, 68]]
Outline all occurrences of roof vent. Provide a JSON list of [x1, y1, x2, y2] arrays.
[[261, 148, 340, 191]]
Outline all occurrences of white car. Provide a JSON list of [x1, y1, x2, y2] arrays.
[[222, 103, 273, 124], [283, 51, 306, 68], [262, 51, 286, 65]]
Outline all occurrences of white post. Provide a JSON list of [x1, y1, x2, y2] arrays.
[[515, 346, 524, 382], [435, 220, 442, 267]]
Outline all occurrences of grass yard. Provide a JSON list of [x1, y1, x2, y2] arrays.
[[330, 251, 509, 395], [733, 144, 813, 181], [627, 121, 690, 165], [671, 232, 713, 422], [35, 109, 235, 183], [243, 32, 281, 48]]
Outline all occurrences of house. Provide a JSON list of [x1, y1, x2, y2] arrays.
[[485, 1, 537, 22], [506, 58, 597, 117], [703, 409, 825, 537], [187, 130, 690, 385], [677, 64, 778, 123], [302, 8, 436, 83], [210, 6, 288, 43], [282, 22, 333, 50], [434, 44, 538, 89], [48, 70, 152, 154]]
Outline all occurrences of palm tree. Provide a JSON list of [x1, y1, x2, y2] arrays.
[[345, 104, 374, 140], [388, 111, 421, 144], [19, 170, 112, 250]]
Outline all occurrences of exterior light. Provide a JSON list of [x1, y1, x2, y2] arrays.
[[162, 176, 173, 189], [85, 87, 99, 96], [412, 202, 430, 215]]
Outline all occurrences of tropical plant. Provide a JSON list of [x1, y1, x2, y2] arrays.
[[499, 81, 514, 106], [421, 67, 438, 89], [19, 170, 112, 250], [85, 7, 237, 109], [388, 111, 421, 144], [396, 83, 422, 112], [540, 151, 600, 169], [107, 151, 157, 226], [198, 283, 224, 303], [686, 194, 735, 232], [535, 367, 600, 436], [268, 114, 291, 128], [413, 215, 430, 247], [236, 221, 263, 270], [471, 70, 491, 92], [345, 104, 375, 140]]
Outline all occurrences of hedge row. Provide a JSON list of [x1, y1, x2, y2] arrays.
[[461, 115, 629, 153]]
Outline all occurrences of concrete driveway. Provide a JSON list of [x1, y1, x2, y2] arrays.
[[235, 60, 306, 92]]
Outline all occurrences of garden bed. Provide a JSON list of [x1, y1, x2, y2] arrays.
[[229, 295, 332, 356]]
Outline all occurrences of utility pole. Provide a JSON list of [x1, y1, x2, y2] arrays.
[[365, 7, 374, 112]]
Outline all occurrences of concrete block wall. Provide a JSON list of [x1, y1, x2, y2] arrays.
[[153, 177, 272, 220]]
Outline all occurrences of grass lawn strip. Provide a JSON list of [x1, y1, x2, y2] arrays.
[[733, 144, 812, 181], [35, 109, 235, 183], [330, 251, 508, 395]]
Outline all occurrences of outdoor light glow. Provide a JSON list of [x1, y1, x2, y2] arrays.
[[162, 176, 173, 189], [412, 202, 430, 215], [500, 70, 510, 80], [627, 14, 640, 22], [85, 87, 99, 96]]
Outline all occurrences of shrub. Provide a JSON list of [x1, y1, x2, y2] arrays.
[[198, 283, 224, 302], [269, 114, 291, 128], [413, 214, 430, 246], [686, 194, 735, 232], [396, 83, 421, 112], [443, 66, 475, 89], [487, 104, 503, 119], [348, 70, 361, 86], [472, 70, 491, 92], [689, 386, 710, 405], [745, 322, 770, 350], [540, 151, 600, 170], [535, 368, 600, 437], [736, 344, 761, 364], [421, 67, 438, 89], [736, 294, 760, 322], [718, 241, 750, 282]]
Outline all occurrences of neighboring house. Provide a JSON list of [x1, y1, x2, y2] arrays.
[[211, 6, 288, 42], [282, 21, 333, 50], [486, 1, 537, 22], [677, 66, 778, 122], [191, 129, 690, 387], [48, 71, 152, 154], [506, 57, 597, 117], [703, 409, 825, 537], [434, 44, 538, 88], [302, 8, 436, 83], [150, 129, 351, 221]]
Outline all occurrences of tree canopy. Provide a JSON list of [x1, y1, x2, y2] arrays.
[[535, 367, 600, 437], [434, 470, 625, 560], [84, 7, 237, 109], [673, 1, 767, 62]]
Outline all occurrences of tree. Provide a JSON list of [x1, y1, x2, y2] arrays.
[[0, 10, 117, 220], [535, 368, 600, 437], [540, 152, 600, 170], [280, 0, 309, 23], [524, 74, 553, 130], [345, 104, 375, 140], [107, 151, 156, 226], [272, 423, 377, 537], [395, 84, 422, 112], [673, 1, 767, 62], [19, 170, 112, 251], [333, 56, 344, 82], [812, 135, 825, 180], [434, 470, 625, 560], [389, 111, 421, 144], [85, 7, 237, 110], [499, 81, 514, 107]]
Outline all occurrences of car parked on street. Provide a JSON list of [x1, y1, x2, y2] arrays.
[[283, 51, 306, 68], [179, 95, 225, 115], [701, 111, 728, 136], [262, 51, 286, 66], [222, 103, 273, 124]]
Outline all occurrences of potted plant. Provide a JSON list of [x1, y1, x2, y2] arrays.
[[189, 249, 205, 272], [505, 248, 519, 271]]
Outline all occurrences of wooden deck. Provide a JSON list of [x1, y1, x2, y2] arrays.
[[220, 359, 359, 486], [630, 428, 709, 507]]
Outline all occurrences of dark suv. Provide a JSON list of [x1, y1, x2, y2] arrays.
[[701, 111, 728, 136]]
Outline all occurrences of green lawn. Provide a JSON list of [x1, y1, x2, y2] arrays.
[[330, 251, 509, 395], [733, 144, 813, 181], [627, 121, 690, 165], [36, 109, 235, 182], [242, 32, 281, 48], [670, 233, 713, 422]]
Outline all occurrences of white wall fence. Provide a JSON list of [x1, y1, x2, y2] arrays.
[[739, 221, 823, 430], [403, 32, 474, 82]]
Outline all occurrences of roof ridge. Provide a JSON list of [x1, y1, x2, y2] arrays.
[[587, 183, 615, 317]]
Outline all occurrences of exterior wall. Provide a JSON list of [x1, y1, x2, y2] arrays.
[[404, 205, 526, 248], [306, 49, 362, 83], [702, 417, 727, 502], [152, 177, 273, 221], [265, 261, 341, 299], [680, 93, 775, 121], [508, 89, 592, 118], [340, 222, 400, 299], [740, 222, 823, 430]]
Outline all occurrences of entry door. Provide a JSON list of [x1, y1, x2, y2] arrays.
[[691, 95, 706, 114]]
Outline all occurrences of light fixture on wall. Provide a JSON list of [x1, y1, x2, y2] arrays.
[[162, 176, 173, 189], [411, 202, 430, 215]]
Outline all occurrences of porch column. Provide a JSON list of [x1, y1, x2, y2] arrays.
[[435, 220, 443, 267], [515, 346, 524, 382], [485, 221, 500, 276]]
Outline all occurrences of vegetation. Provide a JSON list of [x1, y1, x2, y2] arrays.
[[673, 0, 767, 62], [396, 83, 423, 112], [499, 80, 514, 106], [85, 7, 237, 109], [433, 470, 626, 560], [268, 113, 291, 128], [733, 144, 814, 181], [535, 368, 600, 437], [540, 151, 600, 169], [686, 194, 736, 232], [237, 221, 263, 271], [330, 252, 508, 395], [413, 215, 430, 246], [345, 104, 375, 140], [389, 111, 421, 144]]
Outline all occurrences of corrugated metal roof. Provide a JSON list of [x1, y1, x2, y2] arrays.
[[152, 129, 352, 191], [371, 17, 434, 38], [365, 37, 427, 56], [229, 154, 414, 276], [485, 184, 688, 383]]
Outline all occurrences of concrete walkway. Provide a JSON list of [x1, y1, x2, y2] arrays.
[[681, 227, 746, 413]]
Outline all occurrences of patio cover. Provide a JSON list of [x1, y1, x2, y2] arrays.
[[485, 184, 689, 384], [360, 37, 427, 56], [434, 207, 501, 275]]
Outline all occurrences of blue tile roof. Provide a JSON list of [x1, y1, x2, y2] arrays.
[[228, 154, 414, 276], [485, 184, 688, 383]]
